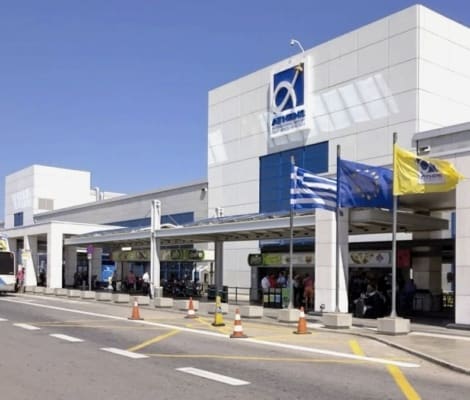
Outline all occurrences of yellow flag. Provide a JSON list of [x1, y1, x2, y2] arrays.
[[393, 144, 464, 195]]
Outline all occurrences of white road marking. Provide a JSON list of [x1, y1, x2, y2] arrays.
[[0, 297, 420, 368], [17, 294, 88, 305], [0, 318, 8, 322], [50, 334, 84, 343], [13, 323, 40, 330], [177, 367, 250, 386], [410, 331, 470, 342], [307, 322, 325, 329], [101, 347, 148, 359]]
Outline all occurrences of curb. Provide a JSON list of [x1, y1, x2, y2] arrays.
[[17, 293, 470, 374], [347, 330, 470, 376]]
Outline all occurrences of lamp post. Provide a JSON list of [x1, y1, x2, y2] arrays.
[[290, 38, 305, 53], [86, 245, 94, 291]]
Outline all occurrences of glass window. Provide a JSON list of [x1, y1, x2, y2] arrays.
[[14, 212, 24, 227], [259, 142, 329, 213]]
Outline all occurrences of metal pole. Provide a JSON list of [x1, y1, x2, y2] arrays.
[[150, 200, 161, 297], [390, 132, 398, 318], [335, 145, 341, 313], [288, 155, 295, 309], [88, 256, 92, 291]]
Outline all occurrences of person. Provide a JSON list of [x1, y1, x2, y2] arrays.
[[402, 278, 417, 316], [268, 273, 277, 289], [38, 267, 46, 287], [293, 274, 302, 308], [142, 270, 152, 299], [261, 274, 270, 291], [16, 265, 25, 293], [303, 273, 314, 311], [276, 271, 287, 288], [362, 284, 387, 318], [127, 270, 136, 292], [111, 270, 117, 292], [260, 274, 271, 305]]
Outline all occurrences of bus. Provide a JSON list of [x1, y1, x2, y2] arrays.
[[0, 234, 16, 293]]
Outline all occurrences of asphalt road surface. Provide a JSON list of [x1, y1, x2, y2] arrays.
[[1, 294, 469, 400]]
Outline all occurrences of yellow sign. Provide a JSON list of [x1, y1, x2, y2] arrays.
[[112, 248, 207, 262], [0, 236, 9, 252]]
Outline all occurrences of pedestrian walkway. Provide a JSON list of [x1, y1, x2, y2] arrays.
[[344, 316, 470, 375], [191, 300, 470, 375], [236, 305, 470, 374]]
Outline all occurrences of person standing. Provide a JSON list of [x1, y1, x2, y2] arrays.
[[260, 273, 271, 305], [111, 270, 117, 292], [142, 270, 152, 299], [127, 270, 136, 292], [16, 265, 25, 293], [303, 273, 314, 311]]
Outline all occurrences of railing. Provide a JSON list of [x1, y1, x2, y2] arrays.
[[205, 285, 259, 304]]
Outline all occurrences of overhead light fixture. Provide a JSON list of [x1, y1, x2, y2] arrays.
[[418, 145, 431, 154], [290, 38, 305, 53], [121, 246, 132, 251]]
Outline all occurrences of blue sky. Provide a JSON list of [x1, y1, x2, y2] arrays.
[[0, 0, 468, 220]]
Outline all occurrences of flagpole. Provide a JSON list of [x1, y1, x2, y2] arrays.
[[391, 132, 398, 318], [288, 155, 295, 310], [335, 145, 341, 313]]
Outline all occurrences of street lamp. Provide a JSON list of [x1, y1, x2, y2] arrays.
[[290, 38, 305, 53]]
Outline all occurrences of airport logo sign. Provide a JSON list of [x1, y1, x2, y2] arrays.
[[416, 158, 445, 185], [270, 63, 307, 137]]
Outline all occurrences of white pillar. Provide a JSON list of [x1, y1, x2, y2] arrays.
[[64, 246, 78, 287], [455, 156, 470, 325], [91, 247, 103, 287], [23, 235, 38, 286], [47, 226, 64, 289], [150, 200, 162, 297], [215, 240, 224, 291], [315, 208, 349, 313]]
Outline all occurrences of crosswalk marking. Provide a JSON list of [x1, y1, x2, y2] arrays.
[[13, 323, 40, 330], [177, 367, 250, 386], [101, 347, 148, 359], [0, 318, 7, 322], [50, 334, 84, 343]]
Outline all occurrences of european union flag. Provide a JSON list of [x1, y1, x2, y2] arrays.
[[338, 159, 392, 209]]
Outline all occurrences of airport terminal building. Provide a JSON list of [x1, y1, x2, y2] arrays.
[[206, 5, 470, 324], [2, 5, 470, 326]]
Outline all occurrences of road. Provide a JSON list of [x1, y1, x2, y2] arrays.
[[1, 294, 469, 400]]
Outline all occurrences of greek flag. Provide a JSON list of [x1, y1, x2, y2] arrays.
[[290, 165, 337, 211]]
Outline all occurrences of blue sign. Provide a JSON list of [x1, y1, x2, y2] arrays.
[[271, 63, 306, 136], [101, 265, 115, 282]]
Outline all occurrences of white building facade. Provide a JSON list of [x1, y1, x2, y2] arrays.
[[208, 5, 470, 324], [3, 164, 209, 291]]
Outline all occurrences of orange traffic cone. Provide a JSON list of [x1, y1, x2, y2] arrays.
[[293, 306, 311, 334], [230, 308, 247, 338], [185, 297, 197, 319], [129, 297, 143, 320]]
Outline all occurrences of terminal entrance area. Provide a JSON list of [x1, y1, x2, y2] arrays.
[[256, 267, 315, 311]]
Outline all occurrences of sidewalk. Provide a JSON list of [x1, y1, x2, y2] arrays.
[[248, 305, 470, 375], [347, 316, 470, 375]]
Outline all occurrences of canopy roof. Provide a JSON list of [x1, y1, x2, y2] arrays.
[[64, 209, 448, 248]]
